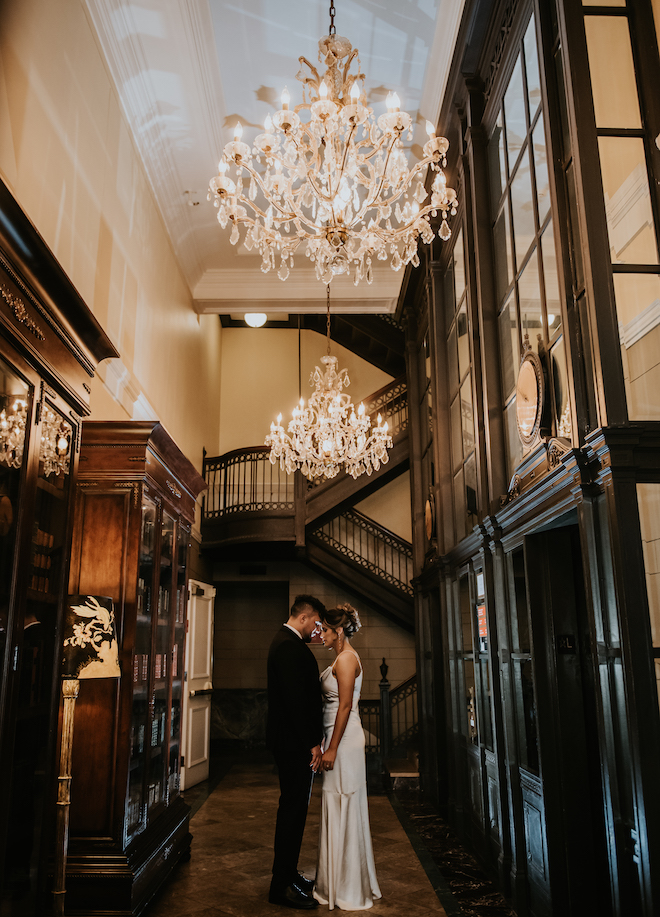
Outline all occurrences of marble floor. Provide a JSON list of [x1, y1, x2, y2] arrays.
[[145, 760, 450, 917]]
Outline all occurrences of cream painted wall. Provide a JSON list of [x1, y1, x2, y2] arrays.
[[355, 471, 412, 543], [0, 0, 221, 469], [212, 563, 416, 700], [218, 327, 393, 455]]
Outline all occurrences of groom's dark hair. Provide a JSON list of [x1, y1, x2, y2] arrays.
[[291, 594, 326, 618]]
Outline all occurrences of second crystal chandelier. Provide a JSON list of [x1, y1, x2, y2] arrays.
[[208, 2, 457, 286]]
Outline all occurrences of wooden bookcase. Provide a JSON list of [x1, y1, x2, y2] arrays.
[[65, 421, 205, 916], [0, 179, 117, 917]]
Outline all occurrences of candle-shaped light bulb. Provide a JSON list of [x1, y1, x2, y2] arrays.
[[264, 114, 274, 132], [233, 121, 243, 140], [319, 80, 328, 100], [299, 396, 305, 407], [277, 413, 282, 424], [350, 82, 360, 102], [218, 160, 228, 174], [281, 86, 290, 110], [377, 413, 383, 425], [358, 403, 365, 416], [426, 119, 436, 138], [387, 92, 400, 112]]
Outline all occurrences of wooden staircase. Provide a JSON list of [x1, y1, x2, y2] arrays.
[[201, 378, 413, 628]]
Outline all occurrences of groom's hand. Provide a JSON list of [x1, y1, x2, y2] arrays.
[[310, 745, 322, 772]]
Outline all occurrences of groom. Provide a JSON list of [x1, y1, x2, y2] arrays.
[[267, 594, 326, 910]]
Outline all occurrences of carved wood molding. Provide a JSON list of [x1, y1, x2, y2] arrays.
[[0, 282, 46, 340]]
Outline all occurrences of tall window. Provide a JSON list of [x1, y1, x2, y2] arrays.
[[487, 15, 569, 479], [445, 228, 477, 542], [583, 0, 660, 420]]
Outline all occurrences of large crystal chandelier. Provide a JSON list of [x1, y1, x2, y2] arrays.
[[208, 1, 457, 286], [265, 290, 392, 479]]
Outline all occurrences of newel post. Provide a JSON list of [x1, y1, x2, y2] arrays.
[[379, 657, 391, 762]]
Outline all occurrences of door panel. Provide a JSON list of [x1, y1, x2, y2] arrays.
[[523, 524, 610, 916], [181, 580, 215, 790]]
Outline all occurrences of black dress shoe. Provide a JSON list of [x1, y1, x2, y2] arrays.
[[268, 883, 319, 909], [294, 874, 314, 896]]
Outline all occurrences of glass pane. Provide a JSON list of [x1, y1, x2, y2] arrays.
[[170, 523, 188, 797], [128, 497, 156, 835], [654, 0, 660, 54], [524, 16, 542, 119], [464, 658, 477, 742], [465, 451, 478, 526], [454, 466, 466, 543], [8, 400, 73, 913], [451, 395, 462, 471], [532, 114, 550, 226], [498, 294, 519, 400], [584, 16, 642, 129], [566, 162, 585, 290], [0, 368, 30, 664], [511, 150, 536, 266], [457, 302, 470, 380], [504, 396, 524, 478], [0, 366, 33, 912], [638, 482, 660, 648], [541, 221, 562, 337], [444, 261, 456, 334], [447, 325, 459, 397], [614, 273, 660, 420], [598, 137, 658, 265], [479, 658, 493, 750], [553, 48, 571, 161], [493, 204, 514, 303], [519, 658, 540, 773], [461, 376, 474, 459], [488, 112, 507, 212], [150, 513, 174, 811], [454, 228, 465, 303], [511, 548, 531, 653], [504, 57, 526, 169], [459, 575, 473, 650], [519, 250, 543, 351], [551, 337, 572, 438]]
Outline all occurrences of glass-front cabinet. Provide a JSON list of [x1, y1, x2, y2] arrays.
[[66, 422, 205, 917], [0, 179, 117, 917]]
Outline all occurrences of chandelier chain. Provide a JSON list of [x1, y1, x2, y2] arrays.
[[326, 285, 331, 355], [329, 0, 336, 35]]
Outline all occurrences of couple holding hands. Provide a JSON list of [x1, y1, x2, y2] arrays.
[[267, 595, 382, 911]]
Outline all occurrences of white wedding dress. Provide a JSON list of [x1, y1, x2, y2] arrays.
[[314, 654, 382, 910]]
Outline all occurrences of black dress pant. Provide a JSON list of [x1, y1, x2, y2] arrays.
[[271, 745, 314, 889]]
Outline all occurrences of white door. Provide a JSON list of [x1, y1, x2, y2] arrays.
[[180, 579, 215, 790]]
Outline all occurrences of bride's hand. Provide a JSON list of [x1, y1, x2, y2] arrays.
[[321, 749, 337, 772]]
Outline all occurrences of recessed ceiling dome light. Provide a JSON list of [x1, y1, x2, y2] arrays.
[[245, 313, 267, 327]]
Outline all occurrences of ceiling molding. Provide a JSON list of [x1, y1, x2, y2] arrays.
[[193, 268, 400, 312], [84, 0, 221, 287]]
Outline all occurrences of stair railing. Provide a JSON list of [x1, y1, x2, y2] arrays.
[[358, 659, 418, 760], [363, 374, 408, 439], [203, 446, 293, 517], [310, 509, 414, 596]]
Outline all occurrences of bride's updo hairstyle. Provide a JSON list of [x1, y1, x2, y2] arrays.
[[321, 603, 362, 638]]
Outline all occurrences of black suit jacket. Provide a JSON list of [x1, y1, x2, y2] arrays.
[[266, 626, 323, 755]]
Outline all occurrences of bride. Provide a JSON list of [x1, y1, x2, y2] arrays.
[[314, 604, 382, 911]]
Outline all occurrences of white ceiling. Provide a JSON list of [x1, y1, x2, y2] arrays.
[[84, 0, 465, 315]]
